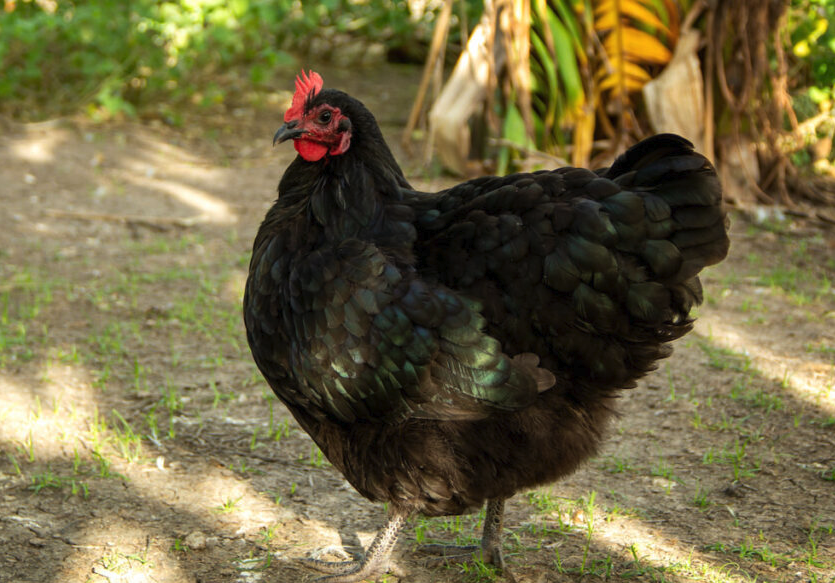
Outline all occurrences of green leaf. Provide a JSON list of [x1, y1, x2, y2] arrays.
[[548, 10, 584, 108], [554, 0, 585, 55], [502, 102, 534, 148]]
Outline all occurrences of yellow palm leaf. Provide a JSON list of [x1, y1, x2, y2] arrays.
[[617, 27, 672, 64], [594, 0, 670, 35], [593, 0, 675, 97], [595, 60, 652, 94], [572, 104, 596, 166]]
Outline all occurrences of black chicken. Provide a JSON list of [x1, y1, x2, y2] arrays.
[[244, 70, 729, 582]]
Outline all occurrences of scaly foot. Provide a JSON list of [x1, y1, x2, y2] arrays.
[[299, 512, 408, 582]]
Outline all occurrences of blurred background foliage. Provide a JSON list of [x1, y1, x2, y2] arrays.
[[0, 0, 833, 207], [416, 0, 834, 208], [0, 0, 480, 122], [791, 0, 835, 107]]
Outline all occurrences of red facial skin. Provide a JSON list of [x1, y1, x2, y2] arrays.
[[289, 104, 352, 162]]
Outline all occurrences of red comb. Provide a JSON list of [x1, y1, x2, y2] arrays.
[[284, 70, 324, 122]]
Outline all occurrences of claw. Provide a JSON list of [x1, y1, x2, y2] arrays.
[[298, 511, 409, 583], [301, 556, 406, 582]]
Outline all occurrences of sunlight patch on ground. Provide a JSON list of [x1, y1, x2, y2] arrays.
[[126, 131, 205, 168], [124, 174, 238, 224], [1, 361, 300, 583], [8, 130, 65, 164], [594, 515, 755, 583], [127, 462, 283, 536], [0, 365, 97, 461], [52, 522, 186, 583], [695, 315, 835, 414]]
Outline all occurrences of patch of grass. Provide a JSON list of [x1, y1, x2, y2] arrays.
[[690, 405, 706, 429], [729, 376, 784, 412], [268, 403, 293, 442], [111, 409, 144, 463], [29, 467, 90, 498], [258, 523, 280, 545], [702, 438, 758, 481], [144, 404, 161, 445], [602, 455, 634, 474], [458, 556, 501, 582], [739, 297, 766, 313], [0, 267, 62, 366], [623, 544, 758, 583], [411, 513, 484, 548], [526, 489, 563, 515], [664, 364, 677, 401], [19, 428, 35, 462], [95, 546, 154, 581], [706, 524, 834, 579], [578, 491, 597, 575], [302, 444, 329, 468], [805, 520, 834, 569], [650, 456, 681, 484], [29, 468, 63, 493], [214, 495, 243, 514], [7, 453, 23, 477], [91, 450, 125, 480], [549, 493, 625, 578], [756, 261, 832, 305], [805, 340, 835, 359], [698, 341, 751, 372], [693, 485, 711, 509], [230, 458, 262, 475], [621, 544, 678, 582]]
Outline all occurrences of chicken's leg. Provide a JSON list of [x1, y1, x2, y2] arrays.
[[301, 510, 408, 583], [418, 498, 515, 579]]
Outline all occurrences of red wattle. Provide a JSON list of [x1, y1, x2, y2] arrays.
[[295, 140, 328, 162]]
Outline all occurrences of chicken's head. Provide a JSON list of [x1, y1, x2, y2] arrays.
[[273, 70, 352, 162]]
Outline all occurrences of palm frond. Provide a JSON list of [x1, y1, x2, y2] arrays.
[[592, 0, 680, 140]]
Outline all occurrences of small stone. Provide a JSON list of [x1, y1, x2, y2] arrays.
[[651, 477, 677, 491], [184, 530, 206, 550], [722, 481, 747, 498], [57, 246, 78, 259]]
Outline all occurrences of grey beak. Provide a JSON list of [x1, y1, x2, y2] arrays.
[[273, 121, 305, 145]]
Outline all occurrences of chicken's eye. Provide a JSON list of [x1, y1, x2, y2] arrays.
[[318, 110, 332, 124]]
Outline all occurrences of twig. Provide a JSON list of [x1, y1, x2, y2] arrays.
[[45, 208, 205, 230], [402, 0, 454, 149], [488, 138, 570, 166], [681, 0, 706, 32], [488, 138, 568, 164], [703, 2, 715, 161]]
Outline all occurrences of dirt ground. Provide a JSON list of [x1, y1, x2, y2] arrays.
[[0, 64, 833, 583]]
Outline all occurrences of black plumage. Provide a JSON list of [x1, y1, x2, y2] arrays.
[[244, 71, 729, 582]]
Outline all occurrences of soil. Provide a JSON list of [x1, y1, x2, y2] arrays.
[[0, 64, 833, 583]]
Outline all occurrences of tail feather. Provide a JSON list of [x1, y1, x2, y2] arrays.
[[600, 135, 729, 331], [605, 134, 698, 177], [609, 135, 730, 282]]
